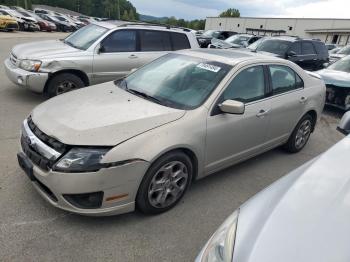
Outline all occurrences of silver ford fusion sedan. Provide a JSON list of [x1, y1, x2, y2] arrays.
[[17, 49, 325, 216], [196, 112, 350, 262]]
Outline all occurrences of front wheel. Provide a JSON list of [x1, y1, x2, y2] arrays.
[[136, 151, 193, 214], [284, 114, 313, 153], [46, 73, 85, 98]]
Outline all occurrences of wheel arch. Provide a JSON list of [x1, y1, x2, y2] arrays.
[[44, 69, 90, 93]]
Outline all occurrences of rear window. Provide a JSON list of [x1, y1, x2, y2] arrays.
[[312, 41, 328, 56], [140, 30, 172, 51], [171, 32, 191, 50]]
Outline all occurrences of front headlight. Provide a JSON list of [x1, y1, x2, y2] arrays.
[[53, 148, 110, 173], [19, 59, 42, 72], [197, 210, 239, 262]]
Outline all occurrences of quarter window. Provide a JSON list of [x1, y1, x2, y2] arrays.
[[171, 32, 191, 50], [269, 65, 303, 94], [222, 66, 265, 103], [302, 42, 316, 55], [140, 30, 172, 51], [102, 30, 136, 52]]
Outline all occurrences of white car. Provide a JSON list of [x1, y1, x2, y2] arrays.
[[196, 112, 350, 262]]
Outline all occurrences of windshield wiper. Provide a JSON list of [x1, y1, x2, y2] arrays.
[[127, 89, 164, 105], [64, 40, 82, 50]]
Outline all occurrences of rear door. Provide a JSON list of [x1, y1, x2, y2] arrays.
[[265, 64, 306, 146], [300, 41, 318, 70], [92, 29, 139, 83]]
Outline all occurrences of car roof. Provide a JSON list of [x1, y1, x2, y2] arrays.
[[178, 49, 284, 65]]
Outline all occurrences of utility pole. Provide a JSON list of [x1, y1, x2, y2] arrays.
[[24, 0, 28, 9], [117, 0, 120, 20]]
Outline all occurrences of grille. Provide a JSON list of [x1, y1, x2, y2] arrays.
[[21, 135, 52, 170], [10, 52, 17, 66], [27, 117, 67, 153]]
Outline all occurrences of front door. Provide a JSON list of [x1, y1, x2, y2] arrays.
[[205, 65, 271, 174]]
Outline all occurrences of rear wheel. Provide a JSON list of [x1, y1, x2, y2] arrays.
[[284, 114, 313, 153], [136, 151, 193, 214], [46, 73, 85, 98]]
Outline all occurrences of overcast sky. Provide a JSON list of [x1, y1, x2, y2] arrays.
[[129, 0, 350, 20]]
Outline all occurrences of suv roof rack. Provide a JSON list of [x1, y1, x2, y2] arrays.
[[119, 22, 192, 32]]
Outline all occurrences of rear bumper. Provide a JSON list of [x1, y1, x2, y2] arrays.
[[4, 58, 48, 93]]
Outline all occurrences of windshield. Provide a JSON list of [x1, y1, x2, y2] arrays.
[[120, 54, 231, 110], [328, 56, 350, 73], [64, 24, 108, 50], [337, 45, 350, 55], [203, 30, 219, 38], [225, 35, 250, 45], [255, 39, 291, 56]]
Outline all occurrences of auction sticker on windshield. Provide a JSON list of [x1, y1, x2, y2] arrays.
[[197, 63, 221, 73]]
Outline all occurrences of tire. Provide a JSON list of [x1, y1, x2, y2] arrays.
[[284, 114, 314, 153], [46, 73, 85, 98], [136, 151, 193, 215]]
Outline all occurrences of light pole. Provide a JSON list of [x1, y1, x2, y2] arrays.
[[117, 0, 120, 20]]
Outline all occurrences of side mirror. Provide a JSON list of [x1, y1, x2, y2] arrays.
[[323, 62, 329, 68], [242, 41, 249, 48], [337, 111, 350, 135], [287, 51, 297, 57], [130, 68, 137, 74], [97, 45, 105, 54], [219, 100, 245, 114]]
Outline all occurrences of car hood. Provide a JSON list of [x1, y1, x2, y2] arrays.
[[255, 51, 282, 58], [233, 136, 350, 262], [0, 15, 17, 22], [31, 83, 185, 146], [12, 40, 81, 59], [211, 38, 241, 49], [317, 69, 350, 88]]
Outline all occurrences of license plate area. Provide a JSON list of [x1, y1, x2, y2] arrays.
[[17, 152, 35, 181]]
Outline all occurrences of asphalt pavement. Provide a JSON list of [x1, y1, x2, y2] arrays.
[[0, 31, 345, 262]]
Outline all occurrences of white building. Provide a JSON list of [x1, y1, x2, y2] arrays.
[[205, 17, 350, 45]]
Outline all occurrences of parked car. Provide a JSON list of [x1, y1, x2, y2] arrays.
[[329, 46, 342, 54], [326, 43, 338, 50], [329, 45, 350, 63], [16, 49, 325, 216], [197, 30, 236, 48], [4, 23, 199, 97], [0, 8, 39, 31], [317, 55, 350, 110], [208, 34, 262, 49], [0, 13, 18, 31], [196, 112, 350, 262], [37, 13, 75, 32], [247, 36, 329, 71], [16, 9, 56, 32]]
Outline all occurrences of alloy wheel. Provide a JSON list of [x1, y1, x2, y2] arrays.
[[295, 119, 312, 149]]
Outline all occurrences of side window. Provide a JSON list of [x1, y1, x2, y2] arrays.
[[302, 42, 316, 55], [171, 32, 191, 50], [222, 66, 265, 103], [313, 41, 328, 56], [102, 30, 136, 53], [289, 42, 301, 55], [269, 65, 303, 94], [140, 30, 171, 51]]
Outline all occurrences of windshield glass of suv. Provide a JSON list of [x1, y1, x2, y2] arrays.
[[203, 30, 219, 38], [64, 24, 108, 50], [328, 56, 350, 73], [337, 45, 350, 55], [121, 53, 231, 110], [225, 35, 250, 45], [255, 39, 291, 56]]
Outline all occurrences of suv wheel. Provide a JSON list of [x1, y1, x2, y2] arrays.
[[46, 73, 85, 97], [136, 151, 193, 214], [284, 114, 313, 153]]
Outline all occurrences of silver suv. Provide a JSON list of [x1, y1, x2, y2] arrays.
[[4, 22, 199, 97]]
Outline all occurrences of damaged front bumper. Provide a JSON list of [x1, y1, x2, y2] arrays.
[[326, 85, 350, 111], [4, 58, 48, 93]]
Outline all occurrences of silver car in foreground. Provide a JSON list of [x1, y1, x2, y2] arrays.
[[4, 22, 199, 97], [17, 49, 325, 216], [196, 112, 350, 262]]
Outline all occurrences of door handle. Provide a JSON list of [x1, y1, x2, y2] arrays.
[[129, 54, 138, 59], [256, 109, 269, 118], [299, 96, 308, 104]]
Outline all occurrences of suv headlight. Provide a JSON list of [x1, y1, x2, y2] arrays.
[[19, 59, 42, 72], [53, 148, 110, 173], [196, 210, 239, 262]]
